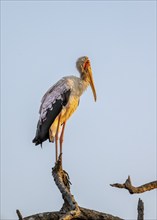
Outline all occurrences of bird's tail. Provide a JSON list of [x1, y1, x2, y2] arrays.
[[32, 120, 48, 146], [32, 137, 42, 146]]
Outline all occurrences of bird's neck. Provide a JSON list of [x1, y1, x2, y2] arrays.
[[65, 76, 89, 97], [78, 78, 90, 95]]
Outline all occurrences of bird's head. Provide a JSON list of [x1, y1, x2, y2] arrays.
[[76, 56, 97, 102]]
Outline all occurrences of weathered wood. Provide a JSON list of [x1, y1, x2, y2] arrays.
[[110, 176, 157, 194], [52, 154, 80, 219], [21, 207, 123, 220], [16, 210, 23, 220], [137, 198, 144, 220], [17, 155, 124, 220]]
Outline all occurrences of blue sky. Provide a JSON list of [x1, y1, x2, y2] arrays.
[[1, 1, 156, 219]]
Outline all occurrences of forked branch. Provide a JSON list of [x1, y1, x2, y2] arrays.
[[110, 176, 157, 194], [18, 154, 124, 220]]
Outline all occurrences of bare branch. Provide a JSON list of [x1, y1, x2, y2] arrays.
[[16, 209, 23, 220], [52, 154, 80, 219], [22, 207, 123, 220], [18, 154, 124, 220], [110, 176, 157, 194], [137, 198, 144, 220]]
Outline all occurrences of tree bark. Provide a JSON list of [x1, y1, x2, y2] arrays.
[[110, 176, 157, 194], [52, 154, 80, 220], [17, 207, 123, 220], [17, 200, 144, 220]]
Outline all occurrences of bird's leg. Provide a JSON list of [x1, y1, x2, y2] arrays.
[[59, 121, 66, 165], [55, 114, 61, 162], [55, 132, 58, 163]]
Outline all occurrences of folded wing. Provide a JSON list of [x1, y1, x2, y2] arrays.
[[32, 78, 71, 146]]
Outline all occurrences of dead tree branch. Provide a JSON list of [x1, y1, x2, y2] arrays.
[[52, 154, 80, 219], [110, 176, 157, 194], [137, 198, 144, 220], [21, 207, 123, 220], [16, 210, 23, 220], [17, 154, 124, 220]]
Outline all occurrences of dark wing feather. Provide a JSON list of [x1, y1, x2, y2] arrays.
[[32, 78, 71, 146]]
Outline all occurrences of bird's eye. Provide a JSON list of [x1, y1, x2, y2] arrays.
[[83, 60, 90, 72]]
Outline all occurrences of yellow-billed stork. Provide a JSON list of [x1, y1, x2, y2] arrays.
[[32, 56, 97, 163]]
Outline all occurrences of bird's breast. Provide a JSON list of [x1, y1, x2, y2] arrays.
[[60, 95, 79, 124]]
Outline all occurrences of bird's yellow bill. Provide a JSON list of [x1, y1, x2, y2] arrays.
[[88, 67, 97, 102], [83, 58, 97, 102]]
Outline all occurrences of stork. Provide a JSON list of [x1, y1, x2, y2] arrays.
[[32, 56, 97, 163]]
